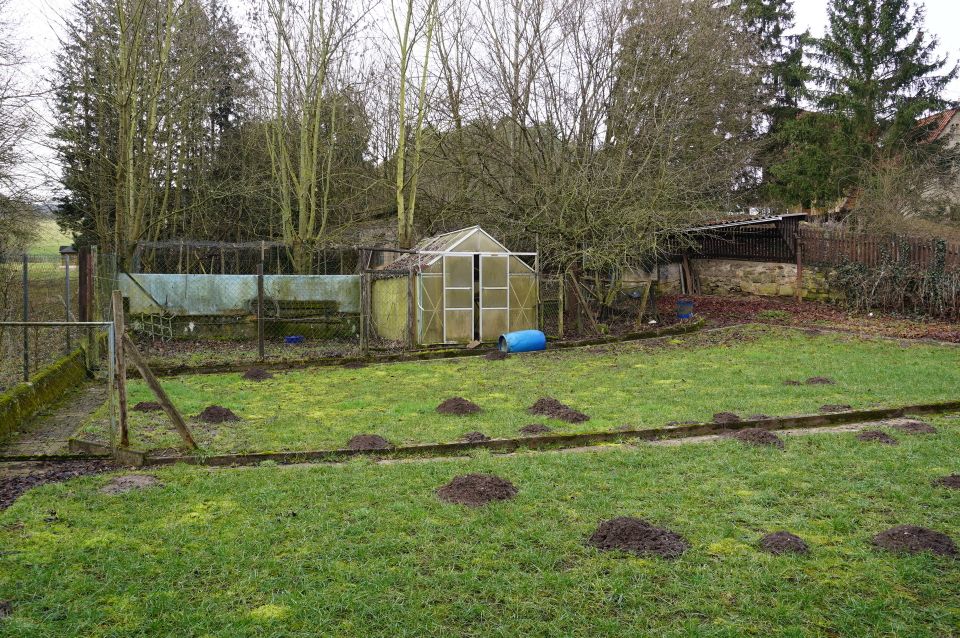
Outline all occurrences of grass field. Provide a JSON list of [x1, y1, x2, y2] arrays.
[[77, 325, 960, 454], [2, 420, 959, 637], [27, 219, 72, 257]]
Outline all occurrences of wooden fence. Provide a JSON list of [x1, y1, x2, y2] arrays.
[[800, 228, 960, 270]]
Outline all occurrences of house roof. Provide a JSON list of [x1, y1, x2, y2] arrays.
[[682, 213, 807, 233], [918, 108, 959, 142]]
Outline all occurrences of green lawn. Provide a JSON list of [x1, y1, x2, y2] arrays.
[[3, 421, 959, 637], [27, 219, 73, 256], [76, 325, 960, 454]]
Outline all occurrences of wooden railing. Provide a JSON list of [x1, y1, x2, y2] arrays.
[[799, 228, 960, 270]]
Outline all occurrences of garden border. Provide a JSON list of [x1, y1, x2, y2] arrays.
[[68, 399, 960, 468], [139, 318, 705, 378]]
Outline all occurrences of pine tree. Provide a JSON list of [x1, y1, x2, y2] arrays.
[[740, 0, 806, 115], [811, 0, 957, 147]]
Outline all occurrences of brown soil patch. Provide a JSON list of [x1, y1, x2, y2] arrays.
[[346, 434, 392, 451], [783, 380, 802, 386], [857, 430, 898, 445], [805, 376, 835, 385], [713, 412, 741, 424], [726, 428, 785, 449], [519, 423, 552, 435], [1, 460, 116, 510], [197, 405, 239, 423], [0, 600, 10, 617], [932, 474, 960, 489], [890, 419, 937, 435], [872, 525, 957, 557], [484, 350, 509, 361], [436, 473, 518, 507], [436, 397, 481, 415], [132, 401, 163, 412], [99, 474, 163, 495], [760, 531, 810, 555], [342, 361, 368, 369], [242, 367, 274, 381], [587, 517, 689, 559], [819, 404, 852, 413], [527, 397, 589, 423], [460, 431, 490, 443]]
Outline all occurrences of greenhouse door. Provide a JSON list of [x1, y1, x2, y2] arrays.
[[479, 255, 510, 341], [443, 254, 474, 343]]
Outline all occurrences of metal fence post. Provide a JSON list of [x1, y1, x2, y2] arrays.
[[22, 254, 29, 381], [64, 251, 72, 353], [257, 262, 265, 361]]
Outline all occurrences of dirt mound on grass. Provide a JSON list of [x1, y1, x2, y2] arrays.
[[436, 473, 517, 507], [805, 376, 835, 385], [346, 434, 392, 451], [342, 360, 368, 369], [460, 431, 490, 443], [890, 419, 937, 435], [857, 430, 898, 445], [1, 460, 116, 510], [933, 475, 960, 489], [587, 517, 689, 559], [242, 367, 274, 381], [872, 525, 957, 557], [436, 397, 481, 415], [726, 428, 785, 449], [99, 474, 163, 495], [760, 531, 810, 555], [713, 412, 741, 424], [197, 405, 239, 423], [132, 401, 163, 412], [527, 397, 589, 423], [519, 423, 552, 435], [819, 404, 852, 413], [484, 350, 509, 361]]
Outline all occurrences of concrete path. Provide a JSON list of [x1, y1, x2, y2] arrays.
[[0, 383, 107, 457]]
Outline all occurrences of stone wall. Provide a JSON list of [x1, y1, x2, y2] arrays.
[[690, 259, 837, 300]]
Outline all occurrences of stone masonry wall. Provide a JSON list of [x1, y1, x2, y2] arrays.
[[691, 259, 837, 300]]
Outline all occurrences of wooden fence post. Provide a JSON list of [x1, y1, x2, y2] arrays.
[[257, 262, 265, 361], [111, 290, 129, 448], [795, 232, 803, 303]]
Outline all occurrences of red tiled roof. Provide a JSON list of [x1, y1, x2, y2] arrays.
[[917, 108, 958, 142]]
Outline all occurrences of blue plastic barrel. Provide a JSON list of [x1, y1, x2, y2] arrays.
[[285, 335, 305, 344], [498, 329, 547, 353], [676, 299, 694, 319]]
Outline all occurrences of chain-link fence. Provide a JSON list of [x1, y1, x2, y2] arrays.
[[132, 241, 358, 275]]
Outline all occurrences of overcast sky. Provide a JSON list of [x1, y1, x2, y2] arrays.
[[6, 0, 960, 196]]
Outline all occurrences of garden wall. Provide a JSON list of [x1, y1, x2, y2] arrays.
[[0, 347, 89, 440], [652, 260, 838, 301]]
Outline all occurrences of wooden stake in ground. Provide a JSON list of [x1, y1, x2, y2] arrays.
[[122, 333, 198, 450], [111, 290, 129, 448]]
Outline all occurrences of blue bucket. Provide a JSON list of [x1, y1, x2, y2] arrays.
[[285, 335, 305, 344], [676, 299, 694, 320], [498, 329, 546, 353]]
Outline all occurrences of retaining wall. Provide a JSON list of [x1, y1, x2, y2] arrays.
[[0, 347, 89, 440]]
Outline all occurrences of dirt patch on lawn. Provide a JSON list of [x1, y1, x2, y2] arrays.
[[0, 600, 11, 618], [805, 376, 835, 385], [783, 380, 802, 386], [346, 434, 392, 451], [890, 419, 937, 435], [99, 474, 163, 495], [484, 350, 509, 361], [197, 406, 239, 423], [527, 397, 589, 423], [436, 397, 481, 415], [587, 517, 689, 559], [872, 525, 957, 557], [819, 404, 852, 413], [342, 361, 368, 369], [460, 431, 490, 443], [932, 474, 960, 489], [242, 367, 274, 381], [857, 430, 899, 445], [436, 473, 518, 507], [726, 428, 785, 449], [1, 460, 116, 510], [519, 423, 552, 435], [132, 401, 163, 412], [713, 412, 741, 424], [760, 531, 809, 555]]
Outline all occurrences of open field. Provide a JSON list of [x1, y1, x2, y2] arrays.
[[75, 325, 960, 454], [3, 420, 959, 637], [27, 219, 73, 257]]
